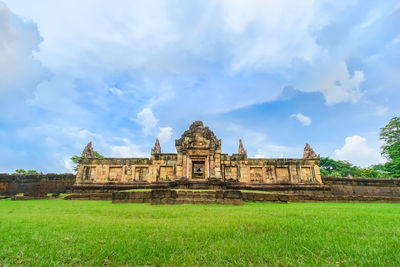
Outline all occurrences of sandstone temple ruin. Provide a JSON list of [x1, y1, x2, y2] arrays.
[[76, 121, 321, 184]]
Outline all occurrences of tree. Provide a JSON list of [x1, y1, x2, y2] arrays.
[[319, 157, 388, 178], [319, 157, 361, 177], [379, 117, 400, 178], [380, 117, 400, 159], [13, 169, 39, 175], [70, 151, 104, 172]]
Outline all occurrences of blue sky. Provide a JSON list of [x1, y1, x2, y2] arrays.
[[0, 0, 399, 173]]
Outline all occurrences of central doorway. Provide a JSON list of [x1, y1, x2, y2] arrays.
[[192, 161, 205, 179]]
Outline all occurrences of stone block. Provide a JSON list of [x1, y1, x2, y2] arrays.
[[223, 198, 242, 205], [254, 193, 265, 201], [216, 190, 223, 199], [171, 190, 177, 198], [223, 190, 242, 199], [151, 189, 171, 198], [177, 191, 186, 197]]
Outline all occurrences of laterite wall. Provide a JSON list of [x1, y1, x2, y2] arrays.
[[322, 177, 400, 197], [0, 173, 76, 197]]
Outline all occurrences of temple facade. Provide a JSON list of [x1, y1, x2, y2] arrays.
[[76, 121, 322, 184]]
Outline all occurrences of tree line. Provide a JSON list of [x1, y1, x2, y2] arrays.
[[320, 117, 400, 178]]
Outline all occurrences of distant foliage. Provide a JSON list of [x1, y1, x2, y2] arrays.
[[13, 169, 39, 175], [70, 151, 104, 172], [319, 157, 388, 178], [378, 117, 400, 178], [320, 116, 400, 178]]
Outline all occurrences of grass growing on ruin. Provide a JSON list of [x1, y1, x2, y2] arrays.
[[0, 200, 399, 266], [122, 189, 152, 192]]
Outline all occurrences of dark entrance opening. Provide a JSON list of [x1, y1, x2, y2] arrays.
[[192, 161, 205, 179]]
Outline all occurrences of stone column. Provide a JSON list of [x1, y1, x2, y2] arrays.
[[183, 155, 187, 177], [314, 165, 322, 184], [104, 165, 110, 183], [121, 165, 126, 182], [262, 166, 266, 183], [288, 165, 292, 183], [187, 157, 191, 179], [207, 156, 210, 178]]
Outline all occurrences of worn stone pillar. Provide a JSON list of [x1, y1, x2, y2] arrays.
[[314, 165, 322, 183], [262, 166, 266, 183], [183, 155, 187, 178], [272, 166, 277, 183]]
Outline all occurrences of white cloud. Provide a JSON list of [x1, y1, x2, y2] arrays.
[[17, 124, 102, 150], [254, 144, 297, 159], [254, 148, 270, 159], [0, 2, 48, 102], [134, 108, 158, 135], [221, 0, 327, 72], [110, 138, 147, 158], [64, 158, 73, 171], [290, 113, 312, 126], [157, 127, 173, 144], [313, 62, 365, 105], [334, 136, 385, 167], [109, 87, 123, 96]]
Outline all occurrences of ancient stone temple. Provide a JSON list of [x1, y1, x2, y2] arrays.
[[76, 121, 322, 184]]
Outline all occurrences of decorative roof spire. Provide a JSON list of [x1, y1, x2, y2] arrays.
[[81, 141, 95, 159], [152, 138, 161, 154], [238, 139, 247, 155], [303, 143, 320, 159]]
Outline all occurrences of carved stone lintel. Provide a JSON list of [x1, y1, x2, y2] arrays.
[[303, 143, 320, 160], [152, 138, 161, 154], [81, 141, 95, 159]]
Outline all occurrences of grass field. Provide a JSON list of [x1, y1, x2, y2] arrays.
[[1, 200, 399, 266]]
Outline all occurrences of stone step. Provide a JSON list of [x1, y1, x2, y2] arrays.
[[174, 198, 218, 204]]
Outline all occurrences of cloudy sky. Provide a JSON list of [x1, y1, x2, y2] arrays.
[[0, 0, 399, 173]]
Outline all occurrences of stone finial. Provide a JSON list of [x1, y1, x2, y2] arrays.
[[238, 139, 247, 155], [81, 141, 95, 159], [152, 138, 161, 154], [303, 143, 320, 159]]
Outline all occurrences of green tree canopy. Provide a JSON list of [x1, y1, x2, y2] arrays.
[[70, 151, 104, 172], [380, 117, 400, 159], [379, 117, 400, 177], [319, 157, 388, 178], [13, 169, 39, 175]]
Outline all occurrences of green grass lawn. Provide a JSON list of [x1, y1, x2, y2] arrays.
[[0, 200, 399, 266]]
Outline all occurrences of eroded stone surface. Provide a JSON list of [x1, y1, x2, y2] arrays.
[[303, 143, 319, 160], [238, 139, 246, 155], [152, 138, 161, 154], [81, 141, 95, 159], [76, 121, 322, 184]]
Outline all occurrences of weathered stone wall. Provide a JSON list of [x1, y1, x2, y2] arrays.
[[0, 173, 75, 197], [72, 177, 400, 203], [112, 189, 243, 205], [109, 187, 400, 204], [76, 121, 322, 185], [64, 193, 112, 201], [242, 192, 400, 203], [322, 177, 400, 197]]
